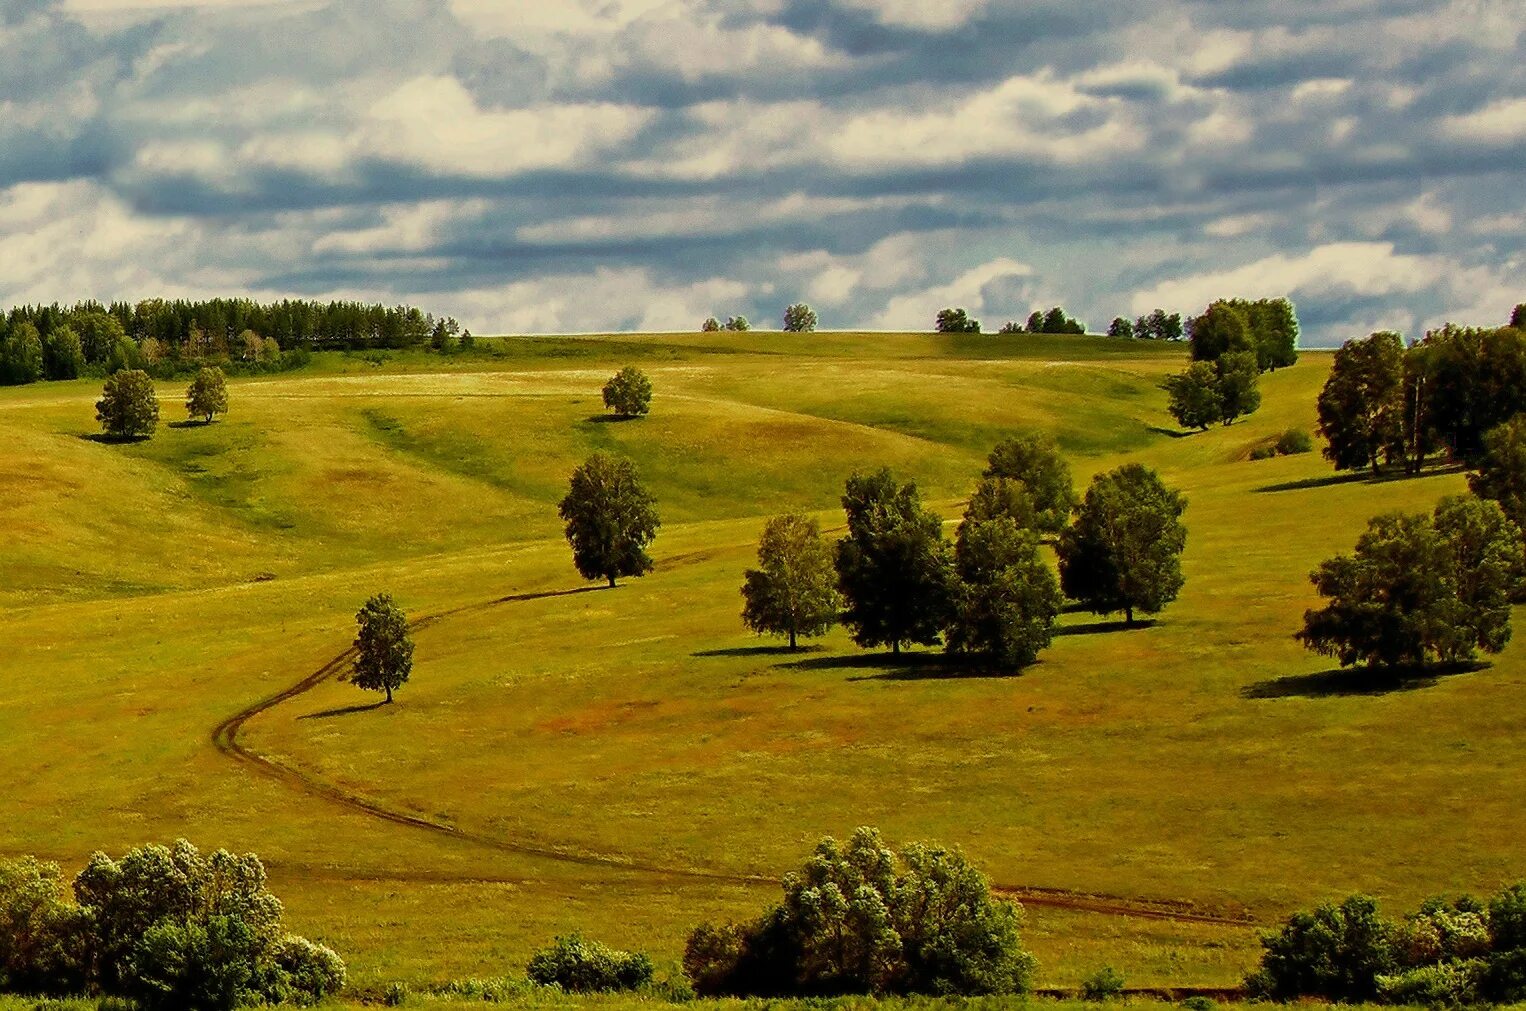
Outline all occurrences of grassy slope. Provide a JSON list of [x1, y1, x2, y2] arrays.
[[0, 332, 1518, 991]]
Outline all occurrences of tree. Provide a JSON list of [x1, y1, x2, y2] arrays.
[[1415, 323, 1526, 461], [725, 316, 751, 332], [741, 514, 842, 649], [1141, 308, 1184, 342], [1040, 306, 1084, 334], [1513, 303, 1526, 330], [185, 367, 228, 424], [782, 303, 818, 333], [352, 593, 413, 703], [1316, 331, 1405, 474], [0, 321, 43, 385], [684, 827, 1035, 997], [1161, 361, 1223, 431], [1058, 464, 1187, 626], [1107, 317, 1134, 339], [834, 469, 953, 653], [982, 433, 1078, 534], [1296, 496, 1520, 669], [95, 370, 160, 439], [935, 308, 980, 334], [558, 454, 660, 587], [602, 366, 653, 418], [72, 311, 130, 365], [1188, 301, 1255, 361], [997, 321, 1023, 334], [946, 515, 1061, 669], [1215, 350, 1261, 424], [1025, 311, 1044, 333], [1246, 895, 1397, 1003], [1243, 297, 1300, 370], [702, 317, 722, 332], [1470, 416, 1526, 537], [964, 475, 1040, 531], [527, 934, 653, 993], [42, 325, 85, 380]]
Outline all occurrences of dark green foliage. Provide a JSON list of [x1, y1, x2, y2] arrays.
[[1106, 317, 1133, 339], [965, 476, 1040, 532], [1297, 496, 1520, 669], [1317, 331, 1406, 474], [72, 311, 129, 365], [1027, 307, 1084, 334], [1026, 311, 1044, 333], [1134, 309, 1184, 342], [1081, 966, 1126, 1001], [1187, 302, 1254, 362], [1512, 304, 1526, 329], [946, 515, 1060, 670], [268, 935, 346, 1006], [526, 934, 654, 992], [0, 858, 88, 996], [42, 326, 84, 380], [1483, 949, 1526, 1003], [1419, 323, 1526, 461], [1188, 299, 1298, 368], [352, 593, 414, 703], [783, 303, 818, 333], [559, 454, 660, 587], [126, 914, 263, 1010], [1246, 894, 1397, 1002], [1215, 351, 1261, 424], [834, 470, 953, 653], [0, 322, 44, 385], [1058, 464, 1187, 625], [684, 827, 1035, 997], [741, 513, 842, 649], [701, 317, 721, 332], [185, 367, 229, 423], [935, 308, 981, 334], [1490, 883, 1526, 951], [1274, 429, 1314, 455], [997, 321, 1024, 334], [1162, 362, 1222, 430], [725, 316, 750, 332], [94, 370, 159, 439], [601, 366, 653, 418], [1376, 960, 1483, 1007], [982, 434, 1078, 534]]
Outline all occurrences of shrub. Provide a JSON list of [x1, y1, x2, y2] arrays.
[[269, 935, 346, 1005], [526, 934, 654, 992], [1081, 965, 1125, 1001], [724, 316, 750, 332], [1481, 948, 1526, 1003], [382, 980, 409, 1005], [1274, 429, 1314, 455], [1376, 960, 1484, 1007], [1249, 445, 1278, 461], [1245, 894, 1397, 1002], [1490, 882, 1526, 950], [701, 317, 721, 332], [1180, 996, 1216, 1011]]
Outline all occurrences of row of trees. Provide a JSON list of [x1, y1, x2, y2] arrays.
[[1108, 309, 1184, 342], [702, 316, 751, 332], [700, 304, 821, 333], [936, 307, 1087, 335], [1187, 298, 1300, 371]]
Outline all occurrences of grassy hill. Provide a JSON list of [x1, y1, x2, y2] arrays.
[[1, 331, 1516, 992]]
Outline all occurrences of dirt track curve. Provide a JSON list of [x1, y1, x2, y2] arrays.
[[210, 583, 1258, 928]]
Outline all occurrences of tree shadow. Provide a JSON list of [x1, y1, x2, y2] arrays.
[[1241, 661, 1487, 699], [1055, 618, 1159, 637], [78, 432, 150, 444], [1145, 425, 1194, 440], [584, 414, 641, 424], [1255, 464, 1465, 494], [693, 645, 826, 658], [168, 419, 213, 429], [298, 700, 391, 720]]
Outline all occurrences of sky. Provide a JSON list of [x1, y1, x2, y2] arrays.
[[0, 0, 1522, 343]]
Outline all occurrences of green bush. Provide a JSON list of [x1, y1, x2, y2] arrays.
[[1180, 996, 1216, 1011], [1481, 947, 1526, 1003], [1275, 428, 1315, 455], [526, 934, 654, 992], [1246, 894, 1397, 1002], [382, 980, 409, 1005], [1081, 965, 1125, 1001], [1376, 960, 1484, 1007], [1249, 445, 1278, 461], [1490, 882, 1526, 950]]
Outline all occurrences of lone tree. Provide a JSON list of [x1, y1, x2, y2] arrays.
[[185, 366, 228, 424], [95, 369, 160, 439], [740, 513, 841, 649], [724, 316, 750, 332], [352, 593, 413, 703], [982, 433, 1077, 534], [558, 453, 660, 587], [946, 514, 1061, 670], [782, 303, 818, 333], [1058, 464, 1187, 626], [702, 317, 722, 332], [935, 308, 981, 334], [1316, 331, 1405, 474], [834, 469, 953, 653], [1297, 496, 1521, 669], [602, 366, 653, 418], [1162, 361, 1223, 430]]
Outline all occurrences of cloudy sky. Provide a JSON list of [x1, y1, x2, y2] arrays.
[[1, 0, 1522, 343]]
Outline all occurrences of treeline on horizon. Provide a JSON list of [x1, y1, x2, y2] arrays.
[[0, 298, 468, 386]]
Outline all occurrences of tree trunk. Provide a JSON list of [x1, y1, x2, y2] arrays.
[[891, 640, 900, 655], [385, 684, 393, 704], [1125, 606, 1135, 627], [789, 629, 797, 650], [607, 574, 617, 588]]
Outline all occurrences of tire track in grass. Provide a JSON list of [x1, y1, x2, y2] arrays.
[[211, 585, 1258, 927]]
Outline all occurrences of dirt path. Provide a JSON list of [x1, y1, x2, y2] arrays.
[[210, 585, 1259, 928]]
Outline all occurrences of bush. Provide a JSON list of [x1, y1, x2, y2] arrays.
[[526, 934, 654, 992], [269, 934, 346, 1005], [1081, 965, 1125, 1001], [1376, 960, 1484, 1007], [1481, 948, 1526, 1003], [1249, 445, 1278, 461], [0, 857, 89, 996], [1247, 894, 1396, 1002], [1180, 996, 1216, 1011], [1274, 429, 1314, 455], [382, 980, 409, 1005]]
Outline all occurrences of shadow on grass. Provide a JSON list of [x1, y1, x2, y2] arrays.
[[1255, 463, 1465, 495], [771, 651, 1019, 682], [77, 432, 150, 444], [168, 419, 213, 429], [299, 700, 391, 720], [584, 414, 643, 424], [1242, 661, 1487, 699], [1055, 618, 1158, 636], [1145, 425, 1194, 440], [693, 645, 825, 658]]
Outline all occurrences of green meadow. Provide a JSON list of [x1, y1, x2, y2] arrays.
[[2, 332, 1519, 994]]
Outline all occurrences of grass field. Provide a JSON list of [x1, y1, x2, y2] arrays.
[[1, 331, 1519, 995]]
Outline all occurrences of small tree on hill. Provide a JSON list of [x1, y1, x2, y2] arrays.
[[935, 308, 981, 334], [185, 366, 228, 424], [1316, 331, 1405, 474], [835, 469, 953, 653], [741, 513, 841, 649], [946, 514, 1061, 669], [782, 303, 818, 333], [724, 316, 750, 332], [1058, 464, 1187, 626], [602, 366, 652, 418], [1215, 350, 1262, 424], [1107, 317, 1134, 339], [352, 593, 413, 703], [997, 321, 1023, 334], [1162, 362, 1223, 430], [558, 454, 660, 587], [95, 369, 159, 439], [702, 317, 722, 332], [983, 434, 1077, 534]]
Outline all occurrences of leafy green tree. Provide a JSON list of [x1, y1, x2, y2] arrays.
[[95, 369, 160, 439], [558, 454, 660, 587], [0, 321, 43, 385], [1141, 308, 1184, 342], [935, 308, 980, 333], [1215, 350, 1262, 424], [965, 475, 1040, 531], [185, 367, 229, 423], [72, 310, 130, 365], [997, 321, 1023, 334], [1470, 416, 1526, 538], [1243, 297, 1300, 370], [1106, 317, 1133, 339], [946, 515, 1061, 669], [352, 593, 413, 703], [982, 434, 1078, 535], [1296, 496, 1520, 669], [1187, 301, 1254, 362], [1162, 361, 1223, 430], [527, 934, 653, 992], [602, 366, 653, 418], [684, 827, 1034, 997], [42, 325, 85, 380], [834, 469, 953, 653], [1415, 323, 1526, 461], [1316, 331, 1405, 474], [0, 857, 89, 995], [725, 316, 751, 332], [741, 514, 841, 649], [1246, 895, 1397, 1003], [782, 303, 818, 333], [702, 317, 722, 332], [1025, 311, 1044, 333], [1058, 464, 1187, 626], [1040, 306, 1084, 334]]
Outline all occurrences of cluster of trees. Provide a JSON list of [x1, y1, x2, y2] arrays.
[[935, 308, 983, 333], [1247, 887, 1526, 1006], [685, 827, 1035, 997], [740, 436, 1187, 668], [93, 366, 232, 439], [602, 366, 653, 418], [702, 316, 751, 332], [1316, 312, 1526, 477], [937, 307, 1089, 336], [1188, 298, 1300, 371], [1108, 309, 1184, 341], [526, 934, 655, 993], [1162, 352, 1261, 430], [0, 841, 344, 1010]]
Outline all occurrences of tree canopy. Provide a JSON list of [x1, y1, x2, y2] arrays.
[[352, 593, 413, 704], [558, 454, 661, 587], [782, 304, 818, 333], [1316, 331, 1406, 474], [982, 434, 1078, 534], [946, 514, 1060, 669], [741, 513, 842, 649], [95, 370, 160, 439], [935, 308, 981, 334], [602, 366, 653, 418], [1058, 464, 1187, 625], [185, 366, 229, 423]]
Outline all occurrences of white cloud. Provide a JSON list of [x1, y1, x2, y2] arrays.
[[872, 257, 1034, 330], [836, 0, 989, 29], [1444, 98, 1526, 143]]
